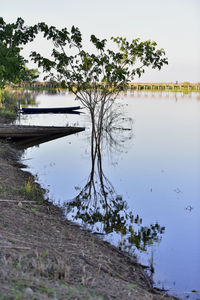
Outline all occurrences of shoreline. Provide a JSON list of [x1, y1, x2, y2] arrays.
[[0, 141, 178, 299]]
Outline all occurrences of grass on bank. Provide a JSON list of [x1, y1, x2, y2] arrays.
[[17, 177, 46, 204]]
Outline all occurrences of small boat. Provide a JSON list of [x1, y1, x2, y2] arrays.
[[0, 124, 85, 139], [21, 106, 82, 114]]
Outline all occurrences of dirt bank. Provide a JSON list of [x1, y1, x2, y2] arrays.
[[0, 141, 179, 299]]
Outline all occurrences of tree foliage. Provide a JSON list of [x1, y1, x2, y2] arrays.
[[0, 17, 38, 88], [31, 23, 168, 102], [30, 23, 169, 164]]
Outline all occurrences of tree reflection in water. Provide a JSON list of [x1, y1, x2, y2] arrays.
[[64, 100, 165, 252]]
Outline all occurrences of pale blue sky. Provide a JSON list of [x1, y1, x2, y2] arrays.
[[1, 0, 200, 82]]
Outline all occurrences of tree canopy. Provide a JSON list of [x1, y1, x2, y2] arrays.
[[30, 22, 168, 148], [31, 23, 168, 102], [0, 17, 38, 88]]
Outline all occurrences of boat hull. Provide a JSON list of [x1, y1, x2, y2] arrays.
[[21, 106, 81, 114]]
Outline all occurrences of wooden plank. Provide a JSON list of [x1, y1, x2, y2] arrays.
[[0, 125, 85, 139]]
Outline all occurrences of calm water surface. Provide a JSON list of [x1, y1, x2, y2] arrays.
[[16, 91, 200, 299]]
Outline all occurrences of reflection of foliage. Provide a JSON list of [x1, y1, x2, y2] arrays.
[[18, 90, 37, 107], [101, 104, 133, 155], [66, 183, 165, 252], [121, 223, 165, 252], [1, 89, 37, 105], [0, 90, 17, 121], [83, 100, 133, 156], [66, 188, 165, 252], [0, 89, 37, 121], [64, 101, 165, 252]]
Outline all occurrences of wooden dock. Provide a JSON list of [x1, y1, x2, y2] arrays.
[[0, 125, 85, 139], [12, 81, 200, 92], [127, 83, 200, 91]]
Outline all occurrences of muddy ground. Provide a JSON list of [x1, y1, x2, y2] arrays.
[[0, 140, 179, 300]]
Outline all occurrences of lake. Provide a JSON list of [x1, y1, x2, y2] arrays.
[[15, 90, 200, 299]]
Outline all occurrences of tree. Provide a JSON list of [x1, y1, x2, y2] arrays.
[[32, 24, 168, 94], [31, 23, 168, 142], [30, 24, 167, 251], [0, 17, 38, 88]]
